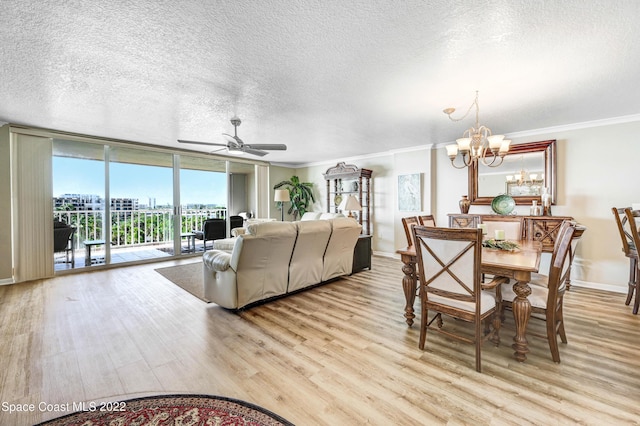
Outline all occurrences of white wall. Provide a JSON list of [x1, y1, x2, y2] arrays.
[[292, 120, 640, 294]]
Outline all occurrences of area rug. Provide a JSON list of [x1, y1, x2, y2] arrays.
[[155, 262, 209, 302], [36, 394, 294, 425]]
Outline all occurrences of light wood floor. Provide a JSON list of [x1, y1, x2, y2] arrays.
[[1, 255, 639, 425]]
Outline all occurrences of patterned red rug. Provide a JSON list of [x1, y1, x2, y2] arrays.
[[36, 394, 294, 426]]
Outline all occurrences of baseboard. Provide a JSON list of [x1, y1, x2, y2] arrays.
[[569, 279, 627, 294], [0, 277, 14, 286]]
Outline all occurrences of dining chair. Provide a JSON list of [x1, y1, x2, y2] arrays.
[[527, 221, 586, 292], [413, 226, 508, 372], [479, 216, 525, 286], [612, 207, 638, 309], [500, 221, 577, 362], [418, 214, 436, 227], [401, 216, 419, 247], [623, 209, 640, 314], [479, 215, 524, 241]]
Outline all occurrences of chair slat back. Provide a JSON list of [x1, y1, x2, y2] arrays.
[[479, 216, 524, 240], [413, 226, 481, 304], [418, 215, 436, 227], [401, 216, 419, 247], [613, 207, 635, 255], [624, 209, 640, 258], [546, 222, 577, 300]]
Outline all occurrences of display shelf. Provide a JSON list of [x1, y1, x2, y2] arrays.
[[323, 162, 373, 235]]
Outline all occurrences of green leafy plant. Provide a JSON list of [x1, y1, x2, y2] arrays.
[[482, 239, 520, 251], [274, 176, 315, 220]]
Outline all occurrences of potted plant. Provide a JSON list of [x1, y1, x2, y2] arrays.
[[273, 176, 315, 220]]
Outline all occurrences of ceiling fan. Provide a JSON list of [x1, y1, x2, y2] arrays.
[[177, 116, 287, 157]]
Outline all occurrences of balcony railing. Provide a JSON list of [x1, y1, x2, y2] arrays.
[[54, 208, 228, 251]]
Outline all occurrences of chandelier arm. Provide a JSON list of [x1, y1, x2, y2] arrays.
[[445, 91, 479, 123], [450, 157, 470, 169], [480, 153, 505, 168]]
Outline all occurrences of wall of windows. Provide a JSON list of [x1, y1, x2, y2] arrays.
[[50, 135, 262, 272]]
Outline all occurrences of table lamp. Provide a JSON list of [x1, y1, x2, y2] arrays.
[[274, 189, 290, 221], [338, 195, 362, 218]]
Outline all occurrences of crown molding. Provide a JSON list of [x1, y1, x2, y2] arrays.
[[276, 113, 640, 169], [275, 143, 434, 169]]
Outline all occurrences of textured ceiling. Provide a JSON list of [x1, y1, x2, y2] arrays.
[[1, 0, 640, 166]]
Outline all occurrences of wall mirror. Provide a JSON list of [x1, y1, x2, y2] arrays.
[[469, 140, 556, 205]]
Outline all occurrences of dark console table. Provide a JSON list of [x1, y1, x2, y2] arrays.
[[353, 234, 372, 272]]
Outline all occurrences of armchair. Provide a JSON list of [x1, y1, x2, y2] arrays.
[[194, 218, 226, 251], [53, 221, 76, 266], [229, 215, 244, 232]]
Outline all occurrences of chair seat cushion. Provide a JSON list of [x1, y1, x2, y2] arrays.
[[428, 290, 496, 315], [501, 281, 548, 309], [529, 272, 549, 288]]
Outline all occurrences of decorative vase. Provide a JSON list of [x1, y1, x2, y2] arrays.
[[459, 195, 470, 214]]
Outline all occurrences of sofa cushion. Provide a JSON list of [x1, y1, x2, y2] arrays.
[[322, 218, 362, 281], [246, 220, 295, 236], [288, 220, 332, 292], [234, 221, 298, 307], [300, 212, 322, 221], [319, 212, 345, 220]]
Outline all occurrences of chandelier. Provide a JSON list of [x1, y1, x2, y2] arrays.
[[506, 170, 544, 187], [444, 91, 511, 169], [505, 156, 544, 194]]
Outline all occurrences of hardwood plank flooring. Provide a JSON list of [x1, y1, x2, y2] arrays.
[[1, 255, 639, 425]]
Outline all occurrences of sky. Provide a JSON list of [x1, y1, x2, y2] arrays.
[[53, 157, 227, 206]]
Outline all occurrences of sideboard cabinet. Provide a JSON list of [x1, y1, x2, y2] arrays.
[[448, 214, 573, 252], [324, 162, 373, 235]]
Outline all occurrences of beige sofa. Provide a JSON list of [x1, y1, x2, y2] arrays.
[[202, 217, 362, 309]]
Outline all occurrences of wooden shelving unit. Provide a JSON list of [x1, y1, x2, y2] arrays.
[[323, 162, 372, 235]]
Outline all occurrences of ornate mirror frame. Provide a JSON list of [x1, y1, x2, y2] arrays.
[[468, 139, 557, 205]]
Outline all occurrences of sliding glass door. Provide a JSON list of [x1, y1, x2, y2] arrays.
[[179, 156, 227, 252], [109, 146, 175, 262], [51, 137, 268, 272], [53, 139, 106, 270]]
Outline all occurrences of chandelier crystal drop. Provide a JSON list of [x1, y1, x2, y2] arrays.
[[444, 91, 510, 169]]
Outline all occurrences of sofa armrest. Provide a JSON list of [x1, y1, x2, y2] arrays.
[[231, 227, 246, 237], [203, 250, 232, 272]]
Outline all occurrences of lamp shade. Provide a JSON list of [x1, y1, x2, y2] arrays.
[[274, 189, 290, 202], [338, 195, 362, 212]]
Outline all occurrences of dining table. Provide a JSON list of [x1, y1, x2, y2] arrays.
[[396, 239, 542, 362]]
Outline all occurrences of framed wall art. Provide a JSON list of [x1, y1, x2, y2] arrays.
[[398, 173, 421, 211]]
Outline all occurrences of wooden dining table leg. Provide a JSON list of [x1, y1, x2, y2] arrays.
[[511, 271, 532, 362], [400, 253, 417, 326]]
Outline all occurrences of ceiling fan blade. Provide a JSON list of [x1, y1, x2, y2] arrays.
[[244, 144, 287, 151], [178, 139, 228, 147], [241, 147, 268, 157], [222, 133, 242, 147]]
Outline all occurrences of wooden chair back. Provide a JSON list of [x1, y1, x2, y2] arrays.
[[412, 225, 497, 372], [547, 223, 577, 298], [501, 221, 575, 363], [624, 209, 640, 314], [612, 207, 636, 256], [480, 216, 524, 240], [401, 216, 419, 247], [418, 215, 436, 227], [614, 208, 639, 310]]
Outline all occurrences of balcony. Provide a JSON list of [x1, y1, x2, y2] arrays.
[[53, 208, 228, 270]]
